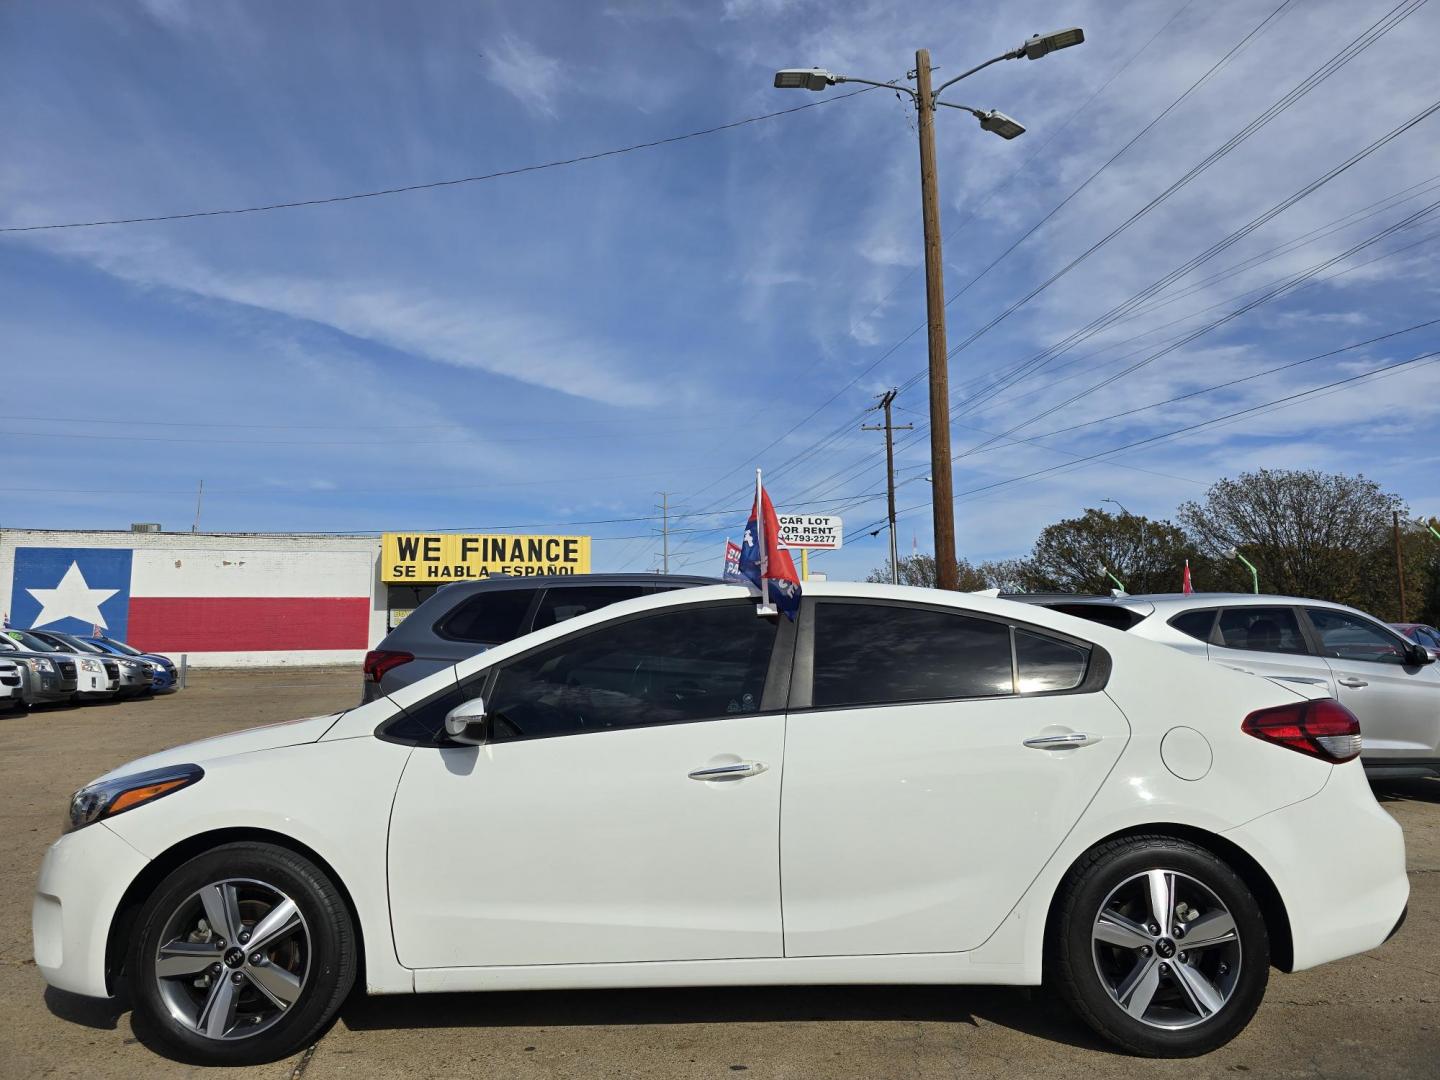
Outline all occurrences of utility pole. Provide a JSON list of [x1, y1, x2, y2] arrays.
[[863, 388, 914, 585], [1394, 510, 1408, 621], [771, 29, 1085, 591], [657, 492, 671, 574], [914, 49, 958, 591], [191, 479, 204, 533]]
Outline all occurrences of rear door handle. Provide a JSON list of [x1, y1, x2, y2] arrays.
[[1023, 732, 1100, 750], [1337, 677, 1369, 688], [688, 761, 766, 781]]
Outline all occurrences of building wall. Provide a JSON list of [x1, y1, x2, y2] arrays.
[[0, 529, 385, 668]]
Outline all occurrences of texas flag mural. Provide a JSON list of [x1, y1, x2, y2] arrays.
[[9, 546, 370, 653]]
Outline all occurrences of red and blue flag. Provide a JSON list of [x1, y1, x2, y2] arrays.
[[738, 474, 801, 620]]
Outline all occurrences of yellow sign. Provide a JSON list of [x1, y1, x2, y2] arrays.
[[381, 534, 591, 583]]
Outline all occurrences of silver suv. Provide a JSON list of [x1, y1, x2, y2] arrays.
[[1019, 592, 1440, 779], [362, 573, 718, 701]]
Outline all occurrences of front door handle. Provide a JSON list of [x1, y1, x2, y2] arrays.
[[688, 761, 766, 781], [1337, 677, 1369, 688], [1023, 732, 1100, 750]]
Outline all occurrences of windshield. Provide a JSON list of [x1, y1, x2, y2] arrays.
[[4, 629, 62, 652], [49, 634, 107, 654], [98, 636, 144, 656]]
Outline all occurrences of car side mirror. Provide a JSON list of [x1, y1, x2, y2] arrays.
[[1405, 642, 1434, 666], [443, 696, 488, 745]]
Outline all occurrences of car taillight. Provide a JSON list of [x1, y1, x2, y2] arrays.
[[1241, 698, 1362, 763], [363, 649, 413, 683]]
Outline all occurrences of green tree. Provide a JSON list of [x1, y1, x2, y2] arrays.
[[865, 554, 1033, 591], [1177, 469, 1414, 617], [1025, 508, 1197, 594]]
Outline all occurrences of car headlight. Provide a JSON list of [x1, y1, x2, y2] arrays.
[[66, 764, 203, 833], [26, 657, 55, 674], [80, 658, 102, 673]]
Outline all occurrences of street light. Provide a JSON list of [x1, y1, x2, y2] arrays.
[[1227, 546, 1260, 594], [1022, 27, 1086, 59], [773, 28, 1086, 590]]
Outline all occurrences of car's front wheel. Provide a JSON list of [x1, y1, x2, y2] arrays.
[[128, 841, 356, 1065], [1049, 835, 1269, 1057]]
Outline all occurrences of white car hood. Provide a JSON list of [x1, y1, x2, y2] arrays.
[[93, 712, 345, 784]]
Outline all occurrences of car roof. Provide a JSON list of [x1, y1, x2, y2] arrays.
[[428, 572, 720, 596], [1007, 591, 1371, 614]]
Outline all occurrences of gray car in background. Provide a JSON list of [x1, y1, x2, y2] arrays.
[[1015, 591, 1440, 778], [362, 573, 719, 700]]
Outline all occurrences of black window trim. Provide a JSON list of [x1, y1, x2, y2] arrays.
[[379, 596, 798, 747], [788, 596, 1110, 713]]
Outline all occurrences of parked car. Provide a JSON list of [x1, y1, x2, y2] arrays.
[[0, 635, 77, 705], [0, 655, 24, 712], [84, 635, 177, 692], [4, 628, 117, 700], [26, 629, 155, 697], [1390, 622, 1440, 658], [1013, 592, 1440, 779], [36, 583, 1405, 1064], [362, 572, 718, 700]]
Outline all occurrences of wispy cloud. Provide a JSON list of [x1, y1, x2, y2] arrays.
[[481, 33, 565, 117]]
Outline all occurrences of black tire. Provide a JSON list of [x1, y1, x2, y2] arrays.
[[127, 841, 356, 1065], [1048, 835, 1269, 1057]]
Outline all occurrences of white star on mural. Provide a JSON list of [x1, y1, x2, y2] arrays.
[[26, 561, 118, 629]]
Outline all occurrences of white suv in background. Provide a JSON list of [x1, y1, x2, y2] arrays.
[[1021, 593, 1440, 779]]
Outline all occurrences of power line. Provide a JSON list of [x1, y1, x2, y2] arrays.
[[0, 88, 877, 233], [675, 0, 1302, 522]]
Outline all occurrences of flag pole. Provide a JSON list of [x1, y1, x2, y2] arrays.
[[757, 468, 771, 610], [755, 468, 778, 616]]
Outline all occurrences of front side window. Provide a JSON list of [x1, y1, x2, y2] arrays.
[[1216, 607, 1308, 655], [530, 585, 648, 631], [1307, 608, 1408, 665], [811, 602, 1014, 708], [485, 601, 777, 741], [437, 588, 538, 645]]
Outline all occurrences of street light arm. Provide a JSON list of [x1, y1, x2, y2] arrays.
[[933, 101, 985, 117], [834, 74, 917, 100], [931, 51, 1019, 101]]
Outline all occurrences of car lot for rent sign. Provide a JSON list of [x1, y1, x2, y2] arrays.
[[382, 534, 591, 582], [777, 515, 843, 550]]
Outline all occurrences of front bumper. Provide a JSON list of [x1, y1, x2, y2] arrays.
[[22, 669, 73, 704], [114, 669, 155, 696], [33, 823, 150, 998], [1224, 761, 1409, 971]]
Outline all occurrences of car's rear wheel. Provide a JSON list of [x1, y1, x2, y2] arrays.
[[1049, 835, 1269, 1057], [128, 842, 356, 1065]]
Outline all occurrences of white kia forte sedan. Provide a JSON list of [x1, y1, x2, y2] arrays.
[[33, 583, 1408, 1063]]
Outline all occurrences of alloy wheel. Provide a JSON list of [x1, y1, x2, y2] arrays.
[[1091, 868, 1242, 1030], [152, 877, 311, 1041]]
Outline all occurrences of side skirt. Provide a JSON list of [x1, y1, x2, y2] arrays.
[[409, 952, 1034, 994]]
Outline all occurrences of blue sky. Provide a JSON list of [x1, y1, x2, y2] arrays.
[[3, 0, 1440, 581]]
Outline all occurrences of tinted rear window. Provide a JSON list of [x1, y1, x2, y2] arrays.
[[437, 588, 537, 644], [811, 602, 1015, 708], [1169, 609, 1217, 642], [1042, 603, 1148, 631]]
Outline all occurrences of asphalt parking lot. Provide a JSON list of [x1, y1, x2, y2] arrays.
[[1, 669, 1436, 1079]]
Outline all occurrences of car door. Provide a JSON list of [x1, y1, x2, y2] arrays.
[[387, 598, 792, 969], [779, 598, 1129, 957], [1206, 605, 1335, 692], [1303, 606, 1440, 760]]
